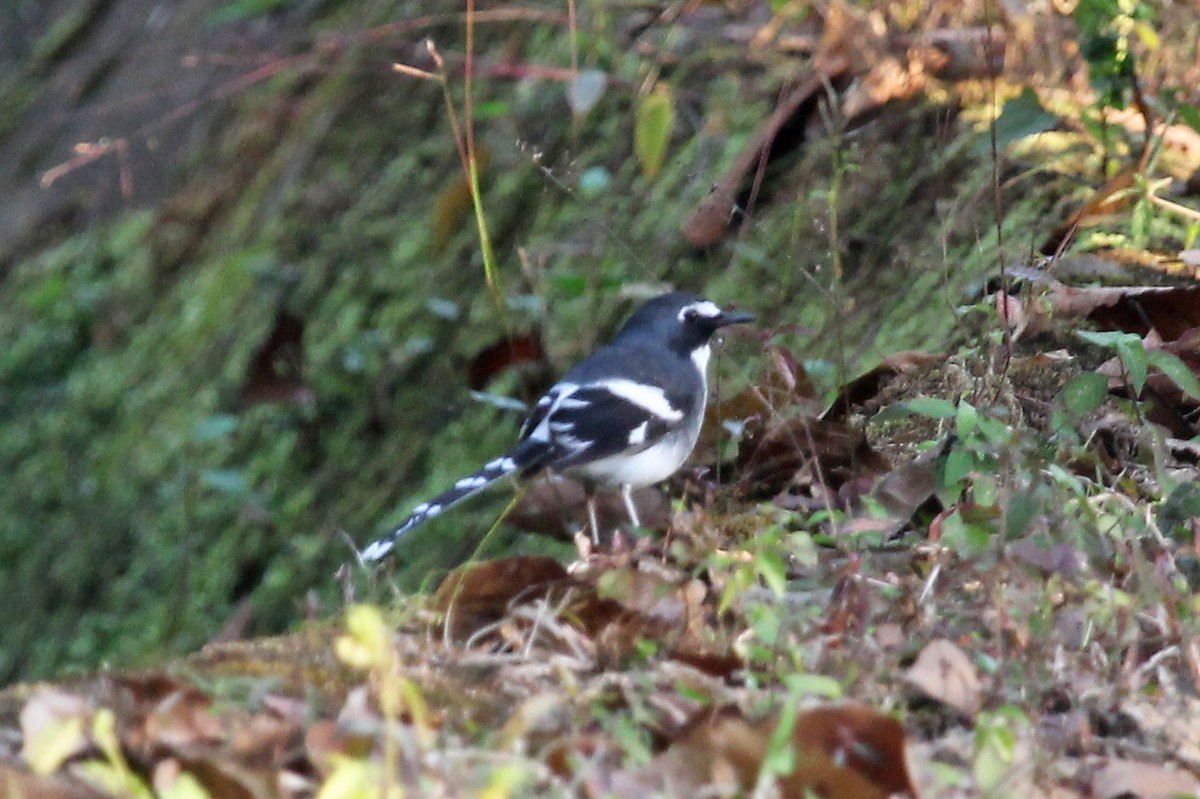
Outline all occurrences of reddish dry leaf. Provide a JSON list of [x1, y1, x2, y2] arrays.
[[1089, 758, 1200, 799], [431, 556, 571, 637], [904, 638, 982, 716], [238, 311, 312, 408], [683, 61, 851, 249], [848, 440, 945, 539], [1042, 170, 1139, 256], [466, 332, 549, 392], [142, 687, 223, 750], [823, 352, 944, 422], [737, 415, 891, 502], [171, 752, 274, 799], [1045, 282, 1200, 341], [608, 704, 913, 799], [304, 719, 373, 778]]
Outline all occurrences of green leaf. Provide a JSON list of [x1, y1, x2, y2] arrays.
[[1130, 197, 1152, 249], [207, 0, 291, 25], [1062, 372, 1109, 415], [755, 549, 788, 597], [22, 714, 86, 775], [1146, 350, 1200, 400], [990, 88, 1058, 150], [634, 86, 675, 181], [192, 414, 238, 443], [906, 397, 958, 419], [1177, 102, 1200, 135], [1160, 483, 1200, 539], [1077, 330, 1148, 394], [1076, 329, 1137, 348], [1115, 338, 1148, 394], [783, 672, 844, 699], [199, 469, 247, 496], [943, 448, 975, 489], [1005, 492, 1039, 538], [955, 401, 979, 438]]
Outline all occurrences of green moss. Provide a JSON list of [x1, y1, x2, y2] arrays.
[[0, 0, 1066, 684]]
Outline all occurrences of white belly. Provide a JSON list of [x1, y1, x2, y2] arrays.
[[570, 421, 701, 488]]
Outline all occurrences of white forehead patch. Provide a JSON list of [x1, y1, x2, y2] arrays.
[[678, 300, 721, 322]]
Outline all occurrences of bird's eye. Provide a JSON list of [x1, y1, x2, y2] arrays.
[[683, 309, 699, 323]]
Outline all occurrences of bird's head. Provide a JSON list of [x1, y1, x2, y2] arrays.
[[613, 291, 754, 359]]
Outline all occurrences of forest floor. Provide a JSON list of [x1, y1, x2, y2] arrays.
[[3, 1, 1200, 797]]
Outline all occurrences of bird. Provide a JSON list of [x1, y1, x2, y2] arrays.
[[359, 291, 754, 563]]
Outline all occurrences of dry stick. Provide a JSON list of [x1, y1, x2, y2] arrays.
[[984, 1, 1013, 389]]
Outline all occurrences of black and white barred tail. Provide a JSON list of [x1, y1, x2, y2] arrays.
[[359, 439, 550, 563]]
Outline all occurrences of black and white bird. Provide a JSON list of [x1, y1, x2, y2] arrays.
[[359, 291, 754, 563]]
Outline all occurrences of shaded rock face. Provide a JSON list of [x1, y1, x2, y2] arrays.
[[0, 0, 299, 271]]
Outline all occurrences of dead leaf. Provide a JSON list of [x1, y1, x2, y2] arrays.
[[466, 332, 549, 392], [238, 311, 312, 408], [1089, 758, 1200, 799], [905, 638, 982, 716], [683, 61, 851, 249], [1043, 282, 1200, 341], [431, 556, 571, 638], [431, 144, 490, 252], [737, 415, 891, 502], [142, 687, 223, 750], [823, 351, 944, 422], [0, 762, 104, 799], [609, 704, 913, 799]]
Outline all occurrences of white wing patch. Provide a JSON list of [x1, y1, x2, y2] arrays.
[[594, 378, 684, 422]]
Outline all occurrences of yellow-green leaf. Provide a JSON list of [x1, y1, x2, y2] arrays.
[[158, 771, 214, 799], [74, 760, 155, 799], [634, 86, 675, 181], [22, 714, 86, 775], [335, 604, 392, 669]]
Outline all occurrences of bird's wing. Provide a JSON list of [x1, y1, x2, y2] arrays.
[[519, 374, 695, 470]]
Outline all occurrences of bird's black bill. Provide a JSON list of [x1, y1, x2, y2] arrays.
[[715, 310, 755, 328]]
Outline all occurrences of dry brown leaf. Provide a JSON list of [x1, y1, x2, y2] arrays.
[[610, 704, 913, 799], [431, 556, 571, 637], [466, 332, 549, 392], [238, 311, 312, 408], [824, 351, 944, 422], [737, 415, 891, 502], [683, 61, 851, 249], [0, 762, 104, 799], [1119, 696, 1200, 769], [1089, 758, 1200, 799], [905, 638, 982, 716], [142, 687, 223, 750], [1044, 282, 1200, 341]]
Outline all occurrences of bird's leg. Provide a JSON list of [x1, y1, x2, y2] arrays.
[[585, 486, 601, 545], [621, 483, 641, 531]]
